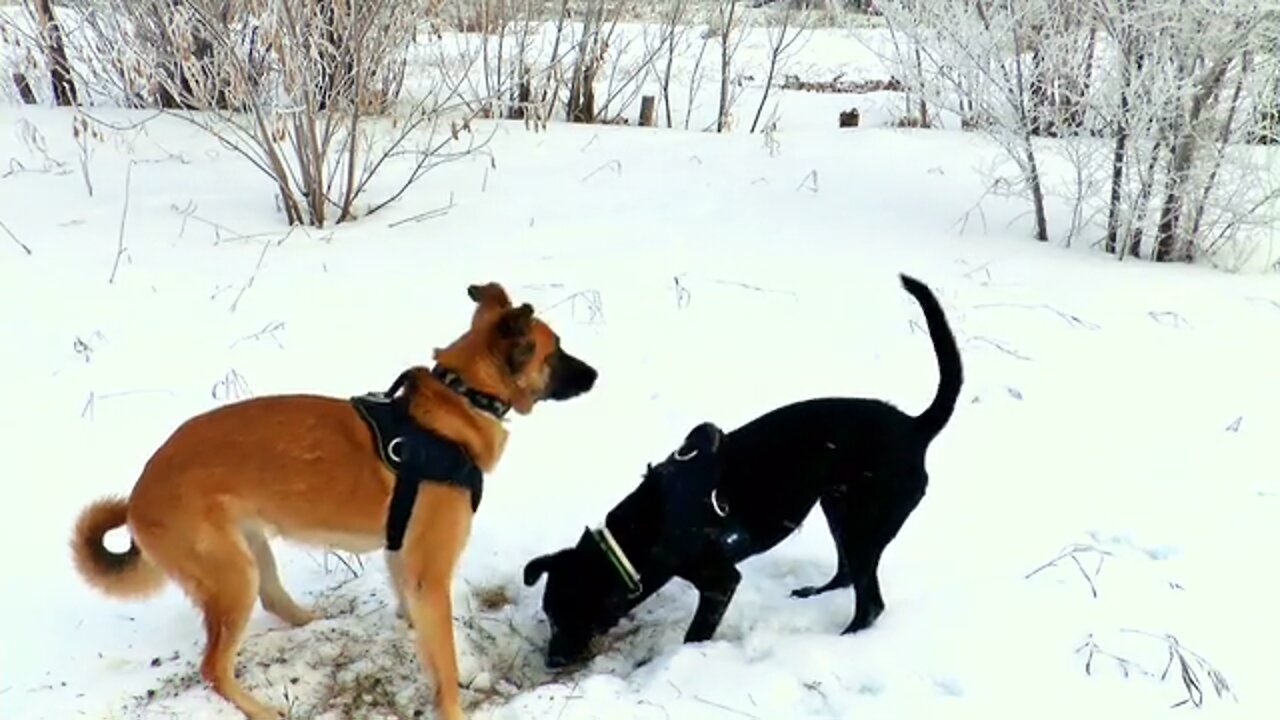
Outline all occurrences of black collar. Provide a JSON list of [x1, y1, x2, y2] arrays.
[[429, 366, 512, 420]]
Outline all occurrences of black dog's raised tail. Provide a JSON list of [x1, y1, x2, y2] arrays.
[[899, 273, 963, 441]]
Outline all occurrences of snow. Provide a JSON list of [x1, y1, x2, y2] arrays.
[[3, 19, 1280, 720]]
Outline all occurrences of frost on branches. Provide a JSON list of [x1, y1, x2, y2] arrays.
[[47, 0, 491, 228], [877, 0, 1280, 268]]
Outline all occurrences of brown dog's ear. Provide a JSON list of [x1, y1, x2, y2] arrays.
[[496, 303, 535, 339], [467, 282, 512, 310]]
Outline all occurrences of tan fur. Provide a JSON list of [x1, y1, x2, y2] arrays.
[[68, 282, 581, 720]]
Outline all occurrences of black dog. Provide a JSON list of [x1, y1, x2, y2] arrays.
[[522, 273, 963, 668]]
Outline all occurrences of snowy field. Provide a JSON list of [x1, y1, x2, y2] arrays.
[[3, 15, 1280, 720]]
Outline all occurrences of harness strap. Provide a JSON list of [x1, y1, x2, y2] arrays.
[[351, 370, 485, 552]]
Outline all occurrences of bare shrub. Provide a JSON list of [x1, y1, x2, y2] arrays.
[[65, 0, 491, 227]]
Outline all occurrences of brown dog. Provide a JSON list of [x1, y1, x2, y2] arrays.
[[69, 282, 597, 720]]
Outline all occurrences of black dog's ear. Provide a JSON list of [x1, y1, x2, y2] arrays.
[[523, 550, 565, 587]]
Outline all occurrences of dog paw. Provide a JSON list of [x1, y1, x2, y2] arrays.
[[395, 604, 415, 628]]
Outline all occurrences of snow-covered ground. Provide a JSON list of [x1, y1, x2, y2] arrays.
[[3, 19, 1280, 720]]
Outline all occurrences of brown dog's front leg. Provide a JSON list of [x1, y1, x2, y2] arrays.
[[399, 484, 473, 720], [407, 581, 465, 720], [384, 549, 413, 627]]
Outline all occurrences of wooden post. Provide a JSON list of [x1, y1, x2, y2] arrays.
[[639, 95, 656, 127]]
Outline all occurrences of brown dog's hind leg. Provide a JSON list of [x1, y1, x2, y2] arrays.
[[195, 531, 284, 720], [243, 526, 316, 627], [137, 517, 284, 720]]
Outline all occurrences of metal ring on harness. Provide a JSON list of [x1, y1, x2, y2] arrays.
[[387, 437, 404, 463], [710, 488, 729, 518], [673, 446, 698, 461]]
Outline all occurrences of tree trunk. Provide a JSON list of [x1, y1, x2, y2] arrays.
[[1064, 25, 1097, 132], [33, 0, 77, 106], [717, 0, 738, 133], [1105, 43, 1139, 255], [1155, 53, 1234, 262], [639, 95, 656, 126], [12, 71, 37, 104], [1190, 53, 1249, 247], [1009, 3, 1048, 242]]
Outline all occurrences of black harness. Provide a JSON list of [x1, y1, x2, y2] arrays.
[[351, 367, 503, 552], [593, 422, 749, 596]]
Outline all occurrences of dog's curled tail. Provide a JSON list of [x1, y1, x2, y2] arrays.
[[71, 496, 166, 599], [900, 273, 963, 442]]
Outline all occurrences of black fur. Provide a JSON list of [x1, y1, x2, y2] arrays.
[[523, 273, 963, 668]]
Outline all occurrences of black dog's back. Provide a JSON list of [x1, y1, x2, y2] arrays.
[[714, 273, 963, 559], [713, 398, 924, 556]]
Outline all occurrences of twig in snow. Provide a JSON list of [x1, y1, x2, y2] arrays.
[[1076, 633, 1140, 678], [673, 275, 691, 309], [170, 201, 262, 244], [966, 336, 1032, 361], [582, 160, 622, 183], [1149, 310, 1192, 329], [230, 321, 287, 349], [1025, 542, 1113, 598], [973, 303, 1100, 330], [960, 260, 994, 283], [546, 289, 606, 324], [555, 677, 583, 720], [108, 161, 135, 285], [322, 550, 365, 580], [211, 369, 253, 402], [713, 279, 798, 300], [796, 169, 819, 193], [0, 219, 31, 255], [953, 182, 998, 236], [1119, 629, 1237, 708], [230, 230, 294, 313], [388, 192, 456, 228], [637, 699, 672, 720], [81, 389, 177, 421], [1245, 296, 1280, 313], [693, 695, 762, 719]]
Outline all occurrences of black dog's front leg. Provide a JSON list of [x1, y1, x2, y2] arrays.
[[682, 562, 741, 643]]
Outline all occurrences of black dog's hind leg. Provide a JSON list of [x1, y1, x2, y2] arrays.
[[682, 559, 742, 644], [791, 492, 852, 599], [837, 480, 925, 634]]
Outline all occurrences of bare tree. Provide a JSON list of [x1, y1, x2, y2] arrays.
[[876, 0, 1280, 265], [749, 0, 810, 133], [714, 0, 744, 132]]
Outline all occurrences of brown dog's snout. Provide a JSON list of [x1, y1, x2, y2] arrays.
[[547, 350, 597, 401]]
